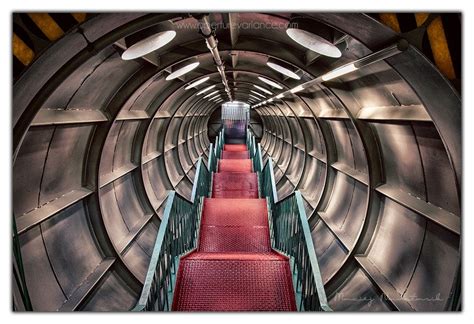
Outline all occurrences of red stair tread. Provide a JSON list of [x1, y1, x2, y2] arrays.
[[222, 151, 249, 159], [223, 144, 248, 152], [218, 159, 252, 173], [199, 225, 271, 253], [212, 173, 259, 198], [202, 198, 268, 226], [184, 251, 288, 261], [172, 254, 297, 311], [212, 191, 258, 198], [213, 173, 258, 191]]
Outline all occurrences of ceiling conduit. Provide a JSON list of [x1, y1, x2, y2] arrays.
[[196, 14, 233, 102]]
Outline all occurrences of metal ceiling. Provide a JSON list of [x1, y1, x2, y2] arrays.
[[12, 13, 461, 311]]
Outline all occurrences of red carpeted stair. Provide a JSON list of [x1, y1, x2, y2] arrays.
[[172, 143, 296, 311]]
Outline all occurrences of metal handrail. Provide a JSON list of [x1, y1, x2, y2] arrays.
[[271, 192, 332, 311], [214, 130, 224, 162], [250, 132, 331, 312], [12, 216, 33, 311], [133, 153, 213, 311]]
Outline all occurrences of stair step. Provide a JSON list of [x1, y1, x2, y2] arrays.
[[221, 151, 249, 159], [199, 225, 271, 253], [202, 198, 268, 227], [223, 144, 248, 152], [218, 159, 252, 173], [212, 190, 259, 199], [212, 173, 258, 199], [200, 198, 270, 252], [172, 252, 296, 311], [184, 252, 287, 261]]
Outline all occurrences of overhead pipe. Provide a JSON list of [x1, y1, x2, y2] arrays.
[[195, 14, 233, 102]]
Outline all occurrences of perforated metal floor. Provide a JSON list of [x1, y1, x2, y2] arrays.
[[172, 144, 296, 311], [218, 159, 253, 172], [223, 144, 248, 151], [212, 173, 259, 198], [172, 254, 296, 311], [222, 151, 249, 159]]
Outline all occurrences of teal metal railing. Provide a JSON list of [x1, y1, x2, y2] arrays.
[[12, 216, 33, 311], [248, 132, 331, 312], [132, 131, 223, 311], [209, 130, 224, 172], [215, 130, 224, 161], [247, 130, 263, 183]]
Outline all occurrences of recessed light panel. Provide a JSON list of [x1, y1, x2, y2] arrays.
[[258, 77, 283, 89], [185, 77, 210, 90], [165, 61, 200, 81], [286, 28, 341, 58], [253, 85, 272, 95], [122, 30, 176, 60]]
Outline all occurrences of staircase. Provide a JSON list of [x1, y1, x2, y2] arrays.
[[132, 130, 330, 312], [172, 143, 297, 311]]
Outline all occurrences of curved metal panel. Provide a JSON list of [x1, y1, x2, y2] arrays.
[[371, 122, 426, 198], [41, 47, 116, 109], [66, 53, 142, 110], [19, 226, 67, 310], [40, 125, 94, 205], [328, 269, 392, 311], [80, 269, 138, 311], [113, 173, 150, 229], [366, 198, 426, 295], [13, 127, 54, 216], [41, 201, 104, 298]]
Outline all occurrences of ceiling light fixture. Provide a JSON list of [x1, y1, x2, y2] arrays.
[[196, 84, 216, 95], [253, 84, 272, 95], [258, 76, 283, 89], [122, 22, 176, 60], [249, 94, 260, 100], [165, 58, 200, 81], [203, 90, 219, 99], [185, 76, 210, 90], [251, 90, 266, 98], [286, 18, 342, 58], [255, 41, 409, 106], [266, 58, 301, 80], [321, 63, 357, 81]]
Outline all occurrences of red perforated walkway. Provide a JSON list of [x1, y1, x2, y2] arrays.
[[172, 143, 296, 312]]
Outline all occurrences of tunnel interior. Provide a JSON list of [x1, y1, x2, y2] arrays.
[[12, 13, 461, 311]]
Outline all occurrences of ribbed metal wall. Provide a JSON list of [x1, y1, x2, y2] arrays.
[[12, 13, 461, 311]]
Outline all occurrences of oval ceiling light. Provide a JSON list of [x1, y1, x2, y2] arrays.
[[185, 76, 210, 90], [251, 90, 266, 98], [203, 90, 219, 99], [253, 84, 273, 95], [122, 22, 176, 60], [249, 94, 260, 100], [196, 84, 216, 96], [258, 76, 283, 89], [165, 58, 200, 81], [286, 17, 342, 58], [266, 58, 301, 80]]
